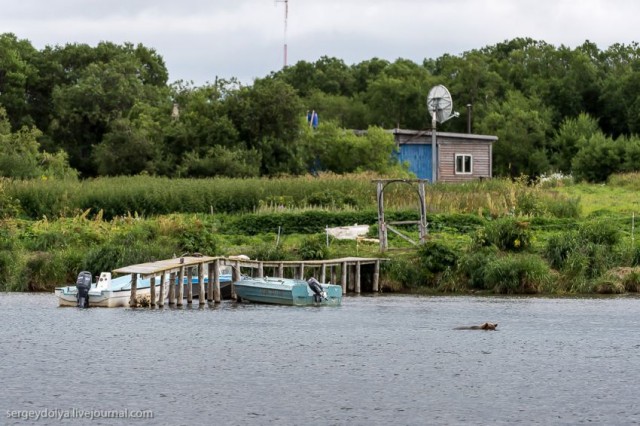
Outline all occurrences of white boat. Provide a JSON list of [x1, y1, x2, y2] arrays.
[[55, 272, 168, 308], [55, 269, 234, 308]]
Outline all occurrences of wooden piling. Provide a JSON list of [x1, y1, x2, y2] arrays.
[[341, 262, 347, 293], [232, 260, 240, 300], [177, 266, 185, 306], [213, 259, 221, 303], [129, 274, 138, 307], [373, 260, 380, 292], [150, 276, 156, 307], [299, 263, 305, 280], [355, 261, 361, 294], [159, 272, 166, 307], [169, 272, 176, 305], [207, 262, 214, 302], [258, 261, 264, 278], [321, 265, 326, 283], [186, 267, 193, 304], [278, 262, 284, 278], [198, 262, 205, 306]]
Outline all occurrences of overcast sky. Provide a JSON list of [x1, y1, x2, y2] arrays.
[[2, 0, 640, 86]]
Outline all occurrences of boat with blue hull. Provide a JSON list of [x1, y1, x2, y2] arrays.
[[234, 276, 342, 306]]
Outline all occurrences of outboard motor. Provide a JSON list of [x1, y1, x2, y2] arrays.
[[76, 271, 92, 308], [307, 277, 327, 303]]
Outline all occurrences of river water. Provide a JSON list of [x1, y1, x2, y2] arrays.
[[1, 293, 639, 425]]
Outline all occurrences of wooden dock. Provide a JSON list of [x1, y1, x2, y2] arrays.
[[113, 255, 387, 307]]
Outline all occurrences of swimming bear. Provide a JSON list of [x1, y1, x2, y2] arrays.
[[454, 322, 498, 330]]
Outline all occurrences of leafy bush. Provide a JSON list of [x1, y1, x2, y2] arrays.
[[544, 232, 578, 270], [417, 241, 459, 274], [0, 249, 26, 291], [456, 246, 499, 290], [297, 234, 329, 260], [305, 190, 358, 208], [473, 217, 531, 251], [577, 219, 620, 246], [484, 254, 551, 294], [246, 243, 291, 261], [378, 257, 423, 290]]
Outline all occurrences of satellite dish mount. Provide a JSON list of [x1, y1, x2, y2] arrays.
[[427, 85, 459, 183]]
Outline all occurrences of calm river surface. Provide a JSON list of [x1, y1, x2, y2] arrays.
[[1, 293, 640, 425]]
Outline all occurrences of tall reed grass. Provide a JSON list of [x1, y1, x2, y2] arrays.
[[5, 173, 581, 220]]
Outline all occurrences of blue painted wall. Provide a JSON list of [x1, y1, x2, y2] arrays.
[[396, 144, 432, 180]]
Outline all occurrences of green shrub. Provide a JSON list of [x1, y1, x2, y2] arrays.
[[24, 251, 68, 291], [621, 269, 640, 292], [0, 249, 26, 291], [379, 257, 424, 290], [544, 232, 579, 270], [484, 253, 551, 294], [578, 219, 621, 246], [456, 246, 499, 290], [417, 241, 459, 274], [305, 190, 358, 208], [544, 195, 581, 218], [297, 234, 329, 260], [474, 217, 531, 251], [563, 243, 615, 280]]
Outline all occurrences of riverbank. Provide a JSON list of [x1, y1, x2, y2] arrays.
[[2, 172, 640, 295]]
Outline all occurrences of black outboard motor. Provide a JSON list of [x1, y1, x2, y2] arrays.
[[307, 277, 326, 303], [76, 271, 92, 308]]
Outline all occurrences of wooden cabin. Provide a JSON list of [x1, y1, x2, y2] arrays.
[[393, 129, 498, 182]]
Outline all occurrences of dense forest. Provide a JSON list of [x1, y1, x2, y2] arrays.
[[2, 33, 640, 182]]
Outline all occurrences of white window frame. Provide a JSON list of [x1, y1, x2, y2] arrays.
[[455, 154, 473, 174]]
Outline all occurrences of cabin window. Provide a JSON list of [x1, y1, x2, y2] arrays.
[[455, 154, 473, 174]]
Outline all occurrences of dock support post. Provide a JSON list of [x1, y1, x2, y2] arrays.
[[213, 260, 221, 303], [129, 274, 138, 307], [321, 265, 326, 283], [207, 262, 214, 302], [232, 261, 240, 300], [258, 261, 264, 278], [169, 272, 176, 305], [373, 260, 380, 292], [278, 263, 284, 278], [187, 267, 193, 304], [150, 276, 156, 307], [341, 262, 347, 293], [177, 266, 185, 306], [355, 261, 361, 294], [198, 262, 205, 306], [159, 272, 166, 307], [299, 263, 305, 280]]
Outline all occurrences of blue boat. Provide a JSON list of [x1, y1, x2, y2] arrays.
[[233, 276, 342, 306]]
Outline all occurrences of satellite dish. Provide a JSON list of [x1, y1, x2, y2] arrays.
[[427, 85, 457, 123]]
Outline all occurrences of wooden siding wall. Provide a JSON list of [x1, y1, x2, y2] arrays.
[[438, 140, 491, 182]]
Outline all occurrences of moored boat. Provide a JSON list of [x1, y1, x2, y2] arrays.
[[233, 276, 342, 306], [55, 272, 167, 308], [55, 269, 233, 307]]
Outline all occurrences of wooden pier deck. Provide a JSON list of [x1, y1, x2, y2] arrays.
[[113, 255, 387, 307]]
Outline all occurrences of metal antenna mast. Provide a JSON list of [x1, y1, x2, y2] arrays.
[[275, 0, 289, 67]]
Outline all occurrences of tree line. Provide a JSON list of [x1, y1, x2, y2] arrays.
[[2, 33, 640, 181]]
